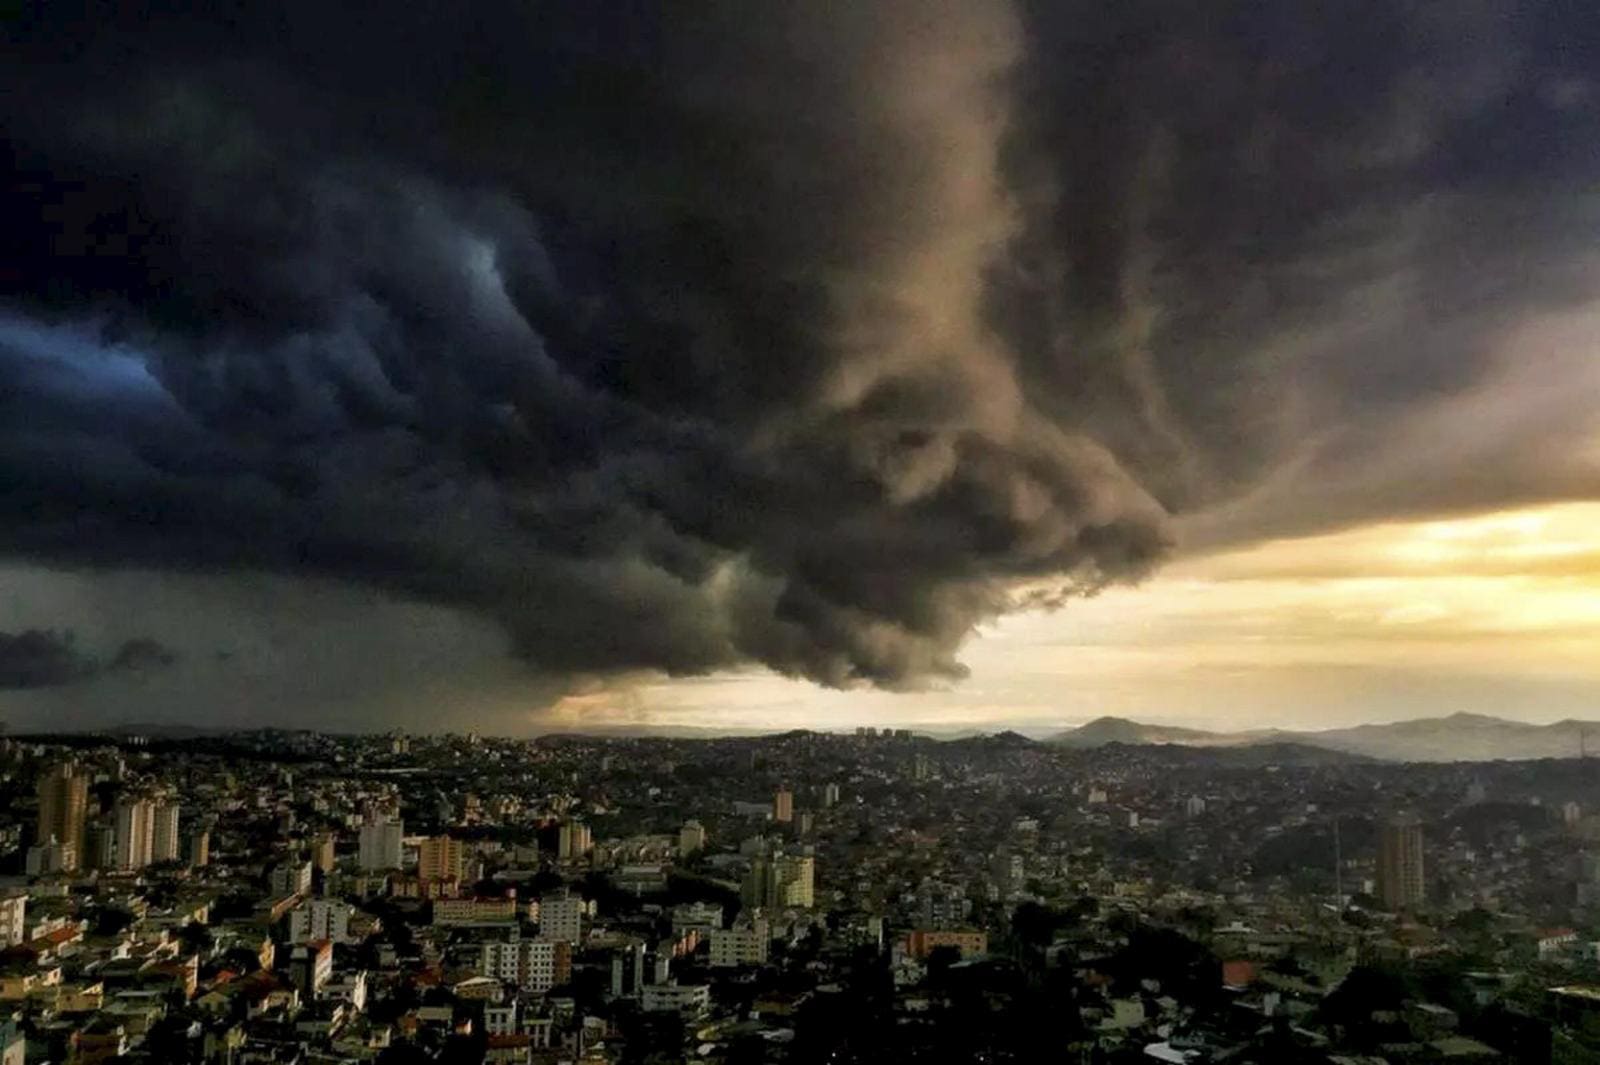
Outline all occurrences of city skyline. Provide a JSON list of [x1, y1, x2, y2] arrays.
[[4, 722, 1598, 1061]]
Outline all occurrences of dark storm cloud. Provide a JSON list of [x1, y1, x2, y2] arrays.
[[0, 630, 94, 689], [107, 637, 178, 672], [3, 2, 1599, 697], [0, 628, 175, 689], [994, 1, 1600, 527]]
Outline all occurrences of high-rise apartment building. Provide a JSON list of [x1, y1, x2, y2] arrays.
[[557, 821, 592, 860], [773, 788, 794, 823], [678, 820, 706, 857], [36, 764, 88, 873], [187, 829, 210, 868], [1377, 814, 1425, 910], [113, 799, 156, 871], [151, 803, 181, 864], [771, 853, 814, 909], [357, 818, 403, 871], [418, 836, 465, 882], [742, 850, 815, 910], [83, 824, 115, 872], [311, 833, 337, 873], [742, 855, 769, 911]]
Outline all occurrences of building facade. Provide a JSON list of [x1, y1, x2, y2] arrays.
[[36, 764, 88, 872], [418, 836, 465, 882], [1377, 814, 1426, 910], [709, 916, 769, 967], [113, 799, 155, 871], [538, 893, 583, 943], [481, 939, 557, 992], [0, 895, 25, 950], [150, 803, 181, 863], [357, 819, 403, 871]]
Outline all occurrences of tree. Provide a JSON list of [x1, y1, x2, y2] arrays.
[[92, 907, 136, 937], [142, 1013, 203, 1064], [178, 921, 213, 955], [1318, 963, 1415, 1050], [619, 1010, 686, 1065], [377, 1043, 436, 1065], [1010, 901, 1060, 952], [925, 945, 963, 989], [1110, 926, 1219, 1004]]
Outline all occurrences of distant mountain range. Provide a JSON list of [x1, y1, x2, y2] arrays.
[[11, 711, 1597, 763], [1049, 712, 1600, 763]]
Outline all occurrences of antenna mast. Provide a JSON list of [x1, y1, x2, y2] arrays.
[[1333, 817, 1343, 907]]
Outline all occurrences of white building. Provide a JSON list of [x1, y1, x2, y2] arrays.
[[539, 893, 583, 944], [113, 799, 155, 870], [484, 1001, 519, 1036], [322, 969, 368, 1012], [484, 1002, 554, 1045], [670, 902, 722, 936], [640, 983, 710, 1014], [271, 861, 313, 897], [289, 900, 357, 945], [709, 917, 769, 967], [358, 819, 404, 871], [481, 939, 557, 992], [0, 895, 25, 949]]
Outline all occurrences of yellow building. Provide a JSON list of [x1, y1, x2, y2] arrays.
[[418, 836, 465, 883], [905, 929, 988, 959], [36, 764, 88, 872]]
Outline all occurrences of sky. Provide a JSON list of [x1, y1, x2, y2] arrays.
[[3, 3, 1600, 736]]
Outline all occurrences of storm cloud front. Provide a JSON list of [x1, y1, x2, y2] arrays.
[[4, 3, 1600, 730]]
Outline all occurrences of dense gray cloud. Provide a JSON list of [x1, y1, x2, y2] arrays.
[[4, 2, 1600, 715], [0, 628, 176, 690], [0, 630, 95, 690], [993, 1, 1600, 531]]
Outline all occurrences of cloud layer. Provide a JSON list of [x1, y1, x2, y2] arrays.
[[0, 628, 176, 690], [5, 2, 1600, 716]]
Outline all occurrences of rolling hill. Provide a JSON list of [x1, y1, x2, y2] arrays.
[[1049, 711, 1600, 762]]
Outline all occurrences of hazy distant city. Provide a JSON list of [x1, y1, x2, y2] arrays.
[[3, 722, 1600, 1063]]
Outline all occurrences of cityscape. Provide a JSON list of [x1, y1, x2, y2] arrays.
[[5, 725, 1600, 1062]]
